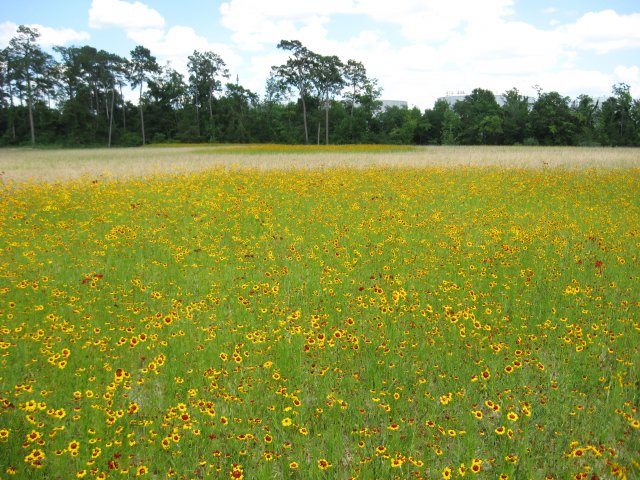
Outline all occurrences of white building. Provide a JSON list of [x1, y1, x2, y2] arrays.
[[381, 99, 408, 109]]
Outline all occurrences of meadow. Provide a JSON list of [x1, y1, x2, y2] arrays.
[[0, 146, 639, 479]]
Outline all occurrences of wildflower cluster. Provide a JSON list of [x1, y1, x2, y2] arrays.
[[0, 165, 638, 478]]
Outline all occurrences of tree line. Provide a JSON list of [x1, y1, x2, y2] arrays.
[[1, 25, 639, 147]]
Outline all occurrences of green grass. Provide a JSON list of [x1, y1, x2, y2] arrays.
[[0, 161, 638, 479]]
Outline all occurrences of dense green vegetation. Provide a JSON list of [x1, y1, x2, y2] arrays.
[[2, 162, 639, 479], [2, 25, 640, 147]]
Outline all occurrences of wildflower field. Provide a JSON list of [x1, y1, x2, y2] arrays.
[[0, 146, 639, 479]]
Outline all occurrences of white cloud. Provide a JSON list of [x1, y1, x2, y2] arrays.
[[86, 1, 241, 86], [76, 1, 640, 108], [219, 0, 358, 50], [0, 21, 18, 47], [216, 0, 552, 106], [219, 0, 516, 49], [4, 0, 639, 111], [220, 0, 355, 20], [88, 0, 165, 30], [443, 19, 565, 74], [530, 69, 614, 99], [31, 24, 91, 46], [614, 65, 640, 96], [0, 21, 89, 47], [126, 28, 165, 46], [614, 65, 639, 84], [558, 9, 640, 54], [213, 2, 640, 108], [127, 25, 242, 82], [352, 0, 515, 42]]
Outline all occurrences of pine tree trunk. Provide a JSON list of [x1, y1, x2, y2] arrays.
[[120, 83, 126, 131], [208, 88, 213, 120], [108, 87, 115, 148], [27, 79, 35, 145], [209, 88, 215, 142], [8, 90, 16, 140], [301, 95, 309, 144], [325, 99, 329, 145], [194, 91, 201, 138], [139, 82, 145, 145]]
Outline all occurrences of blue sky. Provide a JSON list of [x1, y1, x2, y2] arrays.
[[1, 0, 639, 109]]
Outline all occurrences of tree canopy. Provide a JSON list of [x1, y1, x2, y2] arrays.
[[1, 26, 639, 147]]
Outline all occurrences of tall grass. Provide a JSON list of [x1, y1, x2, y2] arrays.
[[0, 151, 638, 479], [1, 145, 639, 185]]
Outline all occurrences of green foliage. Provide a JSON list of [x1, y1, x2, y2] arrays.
[[1, 26, 640, 147], [454, 88, 502, 144], [531, 91, 576, 145], [598, 83, 638, 146], [4, 25, 56, 144], [501, 88, 530, 145], [442, 109, 462, 145]]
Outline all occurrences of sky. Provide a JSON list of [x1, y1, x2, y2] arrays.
[[1, 0, 640, 109]]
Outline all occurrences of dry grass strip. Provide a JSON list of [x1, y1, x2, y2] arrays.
[[1, 145, 639, 185]]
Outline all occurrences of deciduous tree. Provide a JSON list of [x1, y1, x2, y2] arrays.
[[271, 40, 317, 144], [341, 59, 380, 142], [311, 54, 343, 144], [600, 83, 636, 146], [530, 91, 575, 145], [501, 88, 530, 144], [454, 88, 502, 144], [572, 94, 599, 146], [5, 25, 56, 144], [128, 45, 160, 145], [187, 50, 229, 141]]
